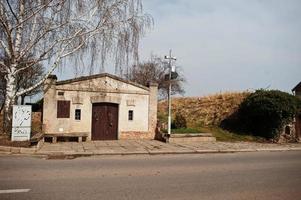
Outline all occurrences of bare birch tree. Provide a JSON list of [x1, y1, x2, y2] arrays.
[[15, 61, 44, 105], [124, 56, 185, 99], [0, 54, 44, 112], [0, 0, 152, 135]]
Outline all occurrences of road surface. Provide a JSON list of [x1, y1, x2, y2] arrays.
[[0, 151, 301, 200]]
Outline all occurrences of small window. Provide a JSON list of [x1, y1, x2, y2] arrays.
[[57, 100, 70, 118], [58, 91, 64, 96], [128, 110, 134, 121], [75, 109, 81, 120]]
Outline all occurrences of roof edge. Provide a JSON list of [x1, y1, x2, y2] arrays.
[[292, 81, 301, 92], [55, 73, 150, 91]]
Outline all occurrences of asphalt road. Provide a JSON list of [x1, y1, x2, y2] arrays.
[[0, 151, 301, 200]]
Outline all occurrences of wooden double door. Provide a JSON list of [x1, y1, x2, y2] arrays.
[[92, 103, 118, 140]]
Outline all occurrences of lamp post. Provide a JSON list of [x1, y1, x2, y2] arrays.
[[164, 50, 177, 139]]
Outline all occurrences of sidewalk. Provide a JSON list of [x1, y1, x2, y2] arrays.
[[1, 140, 301, 157]]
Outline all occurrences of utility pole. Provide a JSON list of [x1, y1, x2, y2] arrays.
[[164, 50, 177, 139]]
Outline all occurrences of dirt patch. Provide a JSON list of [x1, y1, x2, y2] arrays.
[[0, 135, 31, 147], [0, 112, 41, 148], [0, 115, 30, 147]]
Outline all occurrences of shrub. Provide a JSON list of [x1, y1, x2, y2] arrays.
[[173, 113, 187, 129], [237, 90, 301, 139]]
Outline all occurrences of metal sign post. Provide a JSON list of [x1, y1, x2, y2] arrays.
[[164, 50, 177, 139], [11, 105, 32, 141]]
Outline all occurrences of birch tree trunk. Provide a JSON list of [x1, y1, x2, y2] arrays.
[[3, 64, 17, 134]]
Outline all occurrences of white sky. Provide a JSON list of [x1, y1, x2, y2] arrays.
[[138, 0, 301, 96], [55, 0, 301, 98]]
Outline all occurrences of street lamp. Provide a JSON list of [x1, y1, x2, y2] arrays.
[[164, 50, 177, 140]]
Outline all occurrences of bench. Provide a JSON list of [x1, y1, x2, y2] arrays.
[[43, 132, 89, 143]]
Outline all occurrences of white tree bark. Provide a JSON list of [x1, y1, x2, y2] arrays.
[[14, 0, 25, 57], [3, 64, 17, 133]]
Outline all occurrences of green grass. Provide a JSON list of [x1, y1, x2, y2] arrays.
[[161, 125, 265, 142], [172, 127, 203, 134], [196, 126, 265, 142], [161, 127, 204, 134]]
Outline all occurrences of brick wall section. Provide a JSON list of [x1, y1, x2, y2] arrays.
[[148, 83, 158, 139], [31, 112, 42, 134], [120, 131, 153, 139], [32, 112, 42, 123]]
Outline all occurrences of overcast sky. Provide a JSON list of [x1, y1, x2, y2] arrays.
[[138, 0, 301, 96]]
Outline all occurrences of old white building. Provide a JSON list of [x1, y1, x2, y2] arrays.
[[42, 73, 158, 141]]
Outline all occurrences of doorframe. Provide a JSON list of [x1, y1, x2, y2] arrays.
[[91, 102, 120, 140]]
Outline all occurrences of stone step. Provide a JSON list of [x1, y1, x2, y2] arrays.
[[169, 133, 216, 142]]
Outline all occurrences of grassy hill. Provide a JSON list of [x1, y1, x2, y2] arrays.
[[158, 91, 250, 127], [158, 91, 265, 142]]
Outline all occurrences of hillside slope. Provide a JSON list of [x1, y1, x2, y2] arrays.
[[158, 92, 250, 127]]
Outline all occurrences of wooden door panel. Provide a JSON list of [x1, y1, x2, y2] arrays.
[[92, 103, 118, 140], [107, 105, 118, 140]]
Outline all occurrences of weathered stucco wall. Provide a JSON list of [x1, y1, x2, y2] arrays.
[[43, 74, 158, 140]]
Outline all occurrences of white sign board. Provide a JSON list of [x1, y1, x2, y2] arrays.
[[11, 105, 32, 141]]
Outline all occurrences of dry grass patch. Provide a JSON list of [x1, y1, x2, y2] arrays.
[[159, 91, 250, 127], [158, 91, 267, 142]]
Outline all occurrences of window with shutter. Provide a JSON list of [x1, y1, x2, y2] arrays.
[[57, 100, 70, 118]]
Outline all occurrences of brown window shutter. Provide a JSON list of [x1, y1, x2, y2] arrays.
[[57, 100, 70, 118]]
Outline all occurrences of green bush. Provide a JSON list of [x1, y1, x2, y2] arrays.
[[173, 113, 187, 129], [237, 90, 301, 139]]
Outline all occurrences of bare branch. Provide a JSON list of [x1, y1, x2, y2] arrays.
[[16, 45, 66, 97], [5, 0, 17, 20], [12, 0, 54, 30], [18, 22, 67, 60], [0, 60, 7, 69], [0, 2, 14, 57], [14, 0, 25, 56], [0, 39, 9, 55], [16, 28, 86, 97]]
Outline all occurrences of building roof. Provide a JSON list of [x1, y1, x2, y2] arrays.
[[292, 81, 301, 92], [55, 73, 150, 91]]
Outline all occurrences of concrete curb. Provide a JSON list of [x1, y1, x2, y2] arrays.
[[0, 145, 37, 154], [1, 145, 301, 157], [41, 148, 301, 158]]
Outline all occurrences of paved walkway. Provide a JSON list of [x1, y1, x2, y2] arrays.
[[35, 140, 301, 156], [1, 140, 301, 157]]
